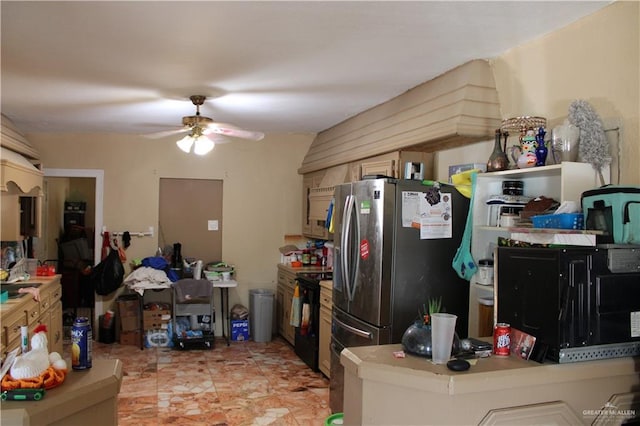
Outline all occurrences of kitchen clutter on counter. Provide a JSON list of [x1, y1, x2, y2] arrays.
[[279, 240, 332, 268]]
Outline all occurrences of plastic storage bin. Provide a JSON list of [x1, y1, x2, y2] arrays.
[[249, 289, 274, 342], [531, 213, 584, 230]]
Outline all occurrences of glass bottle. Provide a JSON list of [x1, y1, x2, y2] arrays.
[[487, 129, 509, 172]]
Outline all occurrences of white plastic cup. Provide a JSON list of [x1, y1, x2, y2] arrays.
[[431, 313, 457, 364]]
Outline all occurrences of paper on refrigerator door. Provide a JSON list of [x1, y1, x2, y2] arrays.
[[402, 191, 453, 239]]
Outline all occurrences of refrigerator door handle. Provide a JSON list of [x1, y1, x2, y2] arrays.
[[342, 194, 355, 302], [334, 316, 373, 340]]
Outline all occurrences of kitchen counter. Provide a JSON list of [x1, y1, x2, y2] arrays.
[[341, 344, 640, 425], [0, 274, 60, 313], [278, 263, 333, 275], [1, 358, 123, 426]]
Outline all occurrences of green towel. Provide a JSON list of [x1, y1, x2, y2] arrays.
[[451, 171, 478, 281]]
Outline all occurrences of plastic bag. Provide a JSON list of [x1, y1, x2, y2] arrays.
[[230, 304, 249, 320], [91, 248, 125, 296]]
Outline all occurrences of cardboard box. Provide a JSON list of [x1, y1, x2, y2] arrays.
[[118, 299, 139, 317], [119, 330, 141, 346], [120, 316, 139, 332], [231, 319, 249, 341], [143, 309, 171, 330], [118, 297, 141, 331]]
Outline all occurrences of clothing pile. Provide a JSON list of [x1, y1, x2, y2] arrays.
[[123, 262, 173, 295]]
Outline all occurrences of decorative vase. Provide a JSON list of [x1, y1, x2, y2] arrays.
[[551, 119, 580, 163], [401, 322, 461, 358], [486, 129, 509, 172], [535, 127, 548, 166], [401, 322, 433, 357]]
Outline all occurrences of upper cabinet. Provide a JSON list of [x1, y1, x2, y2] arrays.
[[1, 148, 43, 195], [302, 152, 434, 240], [355, 151, 434, 181], [1, 115, 43, 240], [303, 170, 328, 239], [299, 60, 501, 175], [298, 60, 501, 240]]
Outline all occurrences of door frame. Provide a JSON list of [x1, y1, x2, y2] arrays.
[[43, 168, 104, 320], [43, 168, 104, 267]]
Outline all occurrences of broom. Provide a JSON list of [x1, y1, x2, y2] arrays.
[[568, 99, 611, 186]]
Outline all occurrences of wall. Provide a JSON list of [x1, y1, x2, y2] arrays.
[[438, 1, 638, 186], [28, 132, 314, 313]]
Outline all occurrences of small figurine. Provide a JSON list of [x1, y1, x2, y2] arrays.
[[535, 127, 548, 166]]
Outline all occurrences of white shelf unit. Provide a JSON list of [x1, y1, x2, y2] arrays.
[[467, 162, 608, 338]]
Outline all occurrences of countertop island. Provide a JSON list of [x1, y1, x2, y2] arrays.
[[1, 358, 123, 426], [341, 344, 640, 425]]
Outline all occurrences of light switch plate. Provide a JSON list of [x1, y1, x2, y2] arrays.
[[208, 220, 219, 231]]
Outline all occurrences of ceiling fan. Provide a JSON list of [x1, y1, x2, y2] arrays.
[[148, 95, 265, 155]]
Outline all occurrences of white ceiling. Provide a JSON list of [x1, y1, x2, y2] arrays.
[[1, 1, 611, 138]]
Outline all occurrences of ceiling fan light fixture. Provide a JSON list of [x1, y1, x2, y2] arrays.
[[176, 135, 194, 153], [193, 136, 215, 156]]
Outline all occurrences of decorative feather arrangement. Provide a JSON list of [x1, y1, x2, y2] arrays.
[[568, 99, 610, 185]]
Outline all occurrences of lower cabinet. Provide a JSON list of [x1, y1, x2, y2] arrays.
[[47, 300, 64, 355], [1, 277, 63, 359], [318, 281, 332, 378], [276, 265, 296, 346]]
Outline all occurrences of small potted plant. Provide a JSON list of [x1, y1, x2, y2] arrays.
[[401, 297, 460, 358], [401, 297, 442, 357]]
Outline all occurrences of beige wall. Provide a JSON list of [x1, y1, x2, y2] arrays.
[[28, 132, 314, 313], [437, 1, 639, 185]]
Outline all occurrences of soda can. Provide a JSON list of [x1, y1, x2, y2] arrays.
[[71, 317, 92, 370], [493, 322, 511, 356]]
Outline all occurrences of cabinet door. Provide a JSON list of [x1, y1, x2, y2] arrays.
[[361, 158, 396, 178], [1, 310, 27, 357], [48, 300, 63, 354], [319, 305, 332, 378], [0, 195, 21, 241], [302, 175, 314, 235]]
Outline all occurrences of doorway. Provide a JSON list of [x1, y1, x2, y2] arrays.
[[43, 168, 104, 322], [158, 178, 223, 268]]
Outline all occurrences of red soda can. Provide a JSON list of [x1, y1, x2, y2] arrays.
[[493, 323, 511, 356]]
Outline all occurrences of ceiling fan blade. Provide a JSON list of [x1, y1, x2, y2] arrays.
[[143, 127, 189, 139], [206, 123, 265, 141]]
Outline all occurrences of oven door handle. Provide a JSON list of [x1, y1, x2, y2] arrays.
[[334, 316, 373, 340]]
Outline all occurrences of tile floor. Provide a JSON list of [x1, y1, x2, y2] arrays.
[[92, 337, 331, 425]]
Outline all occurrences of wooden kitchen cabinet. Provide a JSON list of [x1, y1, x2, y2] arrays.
[[276, 265, 297, 346], [302, 171, 329, 239], [1, 276, 63, 360], [318, 280, 332, 378], [355, 151, 433, 181]]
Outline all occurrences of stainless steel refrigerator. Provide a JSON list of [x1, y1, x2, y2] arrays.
[[329, 177, 470, 413]]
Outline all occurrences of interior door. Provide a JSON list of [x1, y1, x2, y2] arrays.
[[158, 178, 223, 266]]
